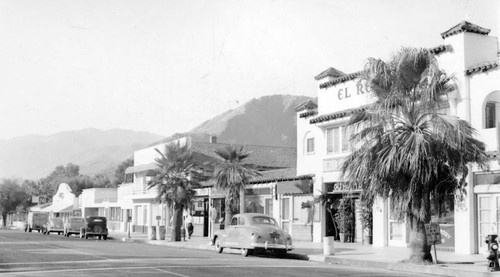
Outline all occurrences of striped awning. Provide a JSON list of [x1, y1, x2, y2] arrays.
[[276, 179, 313, 195], [125, 163, 158, 174]]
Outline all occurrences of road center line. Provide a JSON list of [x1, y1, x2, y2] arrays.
[[154, 268, 192, 277], [1, 263, 331, 276]]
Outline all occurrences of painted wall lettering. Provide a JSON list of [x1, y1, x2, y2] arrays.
[[338, 87, 351, 100]]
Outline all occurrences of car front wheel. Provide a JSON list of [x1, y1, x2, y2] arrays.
[[103, 235, 107, 240], [214, 237, 223, 253]]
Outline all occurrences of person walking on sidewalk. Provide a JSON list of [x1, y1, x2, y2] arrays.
[[185, 212, 194, 239]]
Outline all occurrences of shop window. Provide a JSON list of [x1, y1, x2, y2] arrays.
[[109, 207, 121, 221], [485, 102, 496, 129], [431, 195, 454, 249]]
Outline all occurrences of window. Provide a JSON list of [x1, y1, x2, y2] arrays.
[[306, 138, 315, 153], [304, 132, 315, 155], [342, 127, 349, 152], [486, 102, 496, 129], [326, 125, 349, 154], [110, 207, 121, 221], [231, 217, 238, 225]]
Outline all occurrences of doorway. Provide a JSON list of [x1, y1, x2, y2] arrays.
[[478, 194, 500, 249]]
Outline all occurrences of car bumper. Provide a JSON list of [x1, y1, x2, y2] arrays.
[[250, 242, 294, 251]]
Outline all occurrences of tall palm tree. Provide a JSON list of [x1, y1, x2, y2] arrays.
[[211, 145, 261, 229], [148, 143, 204, 241], [341, 47, 488, 264]]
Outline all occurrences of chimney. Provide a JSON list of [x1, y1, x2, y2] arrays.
[[209, 135, 217, 144]]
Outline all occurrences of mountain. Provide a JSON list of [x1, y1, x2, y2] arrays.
[[188, 94, 312, 147], [0, 94, 311, 180], [0, 128, 164, 180]]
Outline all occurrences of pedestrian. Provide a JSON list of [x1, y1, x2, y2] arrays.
[[185, 212, 194, 239]]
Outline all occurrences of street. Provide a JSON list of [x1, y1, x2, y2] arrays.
[[0, 229, 433, 277]]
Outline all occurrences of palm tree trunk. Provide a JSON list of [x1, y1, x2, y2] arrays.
[[409, 194, 433, 264], [239, 186, 245, 214], [224, 197, 232, 229], [171, 205, 183, 242]]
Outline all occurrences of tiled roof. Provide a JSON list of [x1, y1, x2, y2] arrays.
[[191, 141, 296, 169], [314, 67, 346, 81], [248, 168, 313, 184], [319, 71, 363, 89], [299, 110, 318, 118], [441, 21, 490, 39], [310, 106, 367, 124], [428, 44, 450, 55], [295, 99, 317, 112], [465, 60, 500, 75]]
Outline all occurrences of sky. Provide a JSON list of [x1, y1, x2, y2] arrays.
[[0, 0, 499, 140]]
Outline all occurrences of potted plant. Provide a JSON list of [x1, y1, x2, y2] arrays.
[[335, 198, 354, 243], [361, 205, 373, 244], [360, 195, 373, 245]]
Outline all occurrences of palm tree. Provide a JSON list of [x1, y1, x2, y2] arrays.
[[341, 47, 488, 264], [148, 143, 204, 241], [211, 145, 261, 229]]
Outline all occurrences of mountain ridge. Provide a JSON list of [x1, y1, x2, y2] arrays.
[[0, 94, 312, 180]]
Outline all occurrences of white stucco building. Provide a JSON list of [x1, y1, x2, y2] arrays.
[[296, 20, 500, 254]]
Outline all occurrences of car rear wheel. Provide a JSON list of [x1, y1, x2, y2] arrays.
[[214, 237, 223, 253], [275, 249, 287, 258], [103, 235, 107, 240], [85, 234, 88, 239], [241, 248, 253, 257]]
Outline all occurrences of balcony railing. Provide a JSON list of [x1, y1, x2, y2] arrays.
[[323, 157, 344, 172]]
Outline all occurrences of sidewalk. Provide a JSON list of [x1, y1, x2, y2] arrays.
[[109, 230, 499, 277]]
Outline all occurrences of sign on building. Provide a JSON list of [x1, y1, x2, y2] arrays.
[[425, 223, 442, 245]]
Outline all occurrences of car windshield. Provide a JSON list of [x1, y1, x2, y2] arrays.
[[252, 216, 277, 225], [92, 219, 103, 222]]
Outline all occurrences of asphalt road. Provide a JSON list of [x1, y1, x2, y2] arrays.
[[0, 229, 434, 277]]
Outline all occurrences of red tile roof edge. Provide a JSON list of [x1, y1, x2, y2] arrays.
[[465, 60, 500, 76]]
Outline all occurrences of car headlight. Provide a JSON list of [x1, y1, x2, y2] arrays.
[[492, 244, 498, 250]]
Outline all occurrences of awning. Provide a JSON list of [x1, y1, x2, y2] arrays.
[[276, 179, 312, 195], [43, 204, 74, 213], [125, 163, 158, 174]]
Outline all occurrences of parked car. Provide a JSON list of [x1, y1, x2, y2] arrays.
[[80, 216, 108, 240], [24, 212, 49, 233], [212, 213, 293, 257], [42, 218, 64, 235], [63, 217, 85, 237]]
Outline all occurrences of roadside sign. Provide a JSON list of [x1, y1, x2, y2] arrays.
[[425, 222, 441, 264], [425, 223, 442, 245], [32, 196, 39, 204]]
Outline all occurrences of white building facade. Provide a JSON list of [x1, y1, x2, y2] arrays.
[[297, 20, 500, 254]]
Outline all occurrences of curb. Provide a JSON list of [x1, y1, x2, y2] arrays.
[[318, 255, 496, 277], [108, 236, 496, 277]]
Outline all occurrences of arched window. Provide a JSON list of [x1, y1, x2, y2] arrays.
[[304, 132, 315, 155], [485, 102, 496, 129]]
